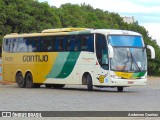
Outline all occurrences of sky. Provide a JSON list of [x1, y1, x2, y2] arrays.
[[38, 0, 160, 44]]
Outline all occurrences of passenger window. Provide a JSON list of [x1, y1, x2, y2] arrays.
[[79, 34, 94, 52], [67, 36, 76, 51], [33, 38, 40, 52], [40, 37, 55, 52], [54, 36, 68, 52], [4, 38, 17, 53], [12, 38, 17, 52], [3, 39, 9, 52], [74, 38, 81, 51], [17, 38, 28, 52], [27, 37, 40, 52], [27, 38, 34, 52], [81, 36, 88, 51]]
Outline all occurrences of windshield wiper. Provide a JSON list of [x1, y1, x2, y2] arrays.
[[129, 49, 141, 72]]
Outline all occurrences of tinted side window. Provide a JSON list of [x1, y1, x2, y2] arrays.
[[3, 34, 94, 53], [74, 37, 81, 51], [66, 34, 94, 52], [33, 38, 40, 52], [40, 37, 55, 52], [67, 36, 77, 51], [17, 37, 28, 52], [3, 38, 17, 52], [54, 36, 68, 52], [78, 34, 94, 52], [26, 37, 34, 52], [3, 38, 9, 52], [24, 37, 40, 52], [12, 38, 17, 52]]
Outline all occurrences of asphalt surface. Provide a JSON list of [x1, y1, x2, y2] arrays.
[[0, 79, 160, 111]]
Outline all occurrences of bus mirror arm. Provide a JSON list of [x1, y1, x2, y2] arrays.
[[147, 45, 155, 59], [108, 44, 114, 58]]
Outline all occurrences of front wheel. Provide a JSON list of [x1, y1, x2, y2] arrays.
[[26, 73, 34, 88], [16, 72, 26, 88], [86, 74, 93, 91], [117, 87, 123, 92]]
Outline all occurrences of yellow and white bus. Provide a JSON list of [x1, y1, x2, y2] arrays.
[[2, 28, 155, 91]]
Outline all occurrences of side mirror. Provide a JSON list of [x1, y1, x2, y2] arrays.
[[108, 44, 114, 58], [147, 45, 155, 59]]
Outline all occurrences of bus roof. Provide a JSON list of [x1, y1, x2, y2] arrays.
[[4, 28, 142, 38], [91, 29, 142, 36], [41, 28, 87, 33]]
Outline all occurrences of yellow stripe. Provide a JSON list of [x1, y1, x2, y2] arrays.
[[115, 72, 133, 79]]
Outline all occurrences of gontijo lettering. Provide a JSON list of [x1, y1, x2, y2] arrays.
[[23, 55, 48, 62]]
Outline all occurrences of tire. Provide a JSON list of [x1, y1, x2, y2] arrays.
[[16, 72, 26, 88], [52, 84, 65, 89], [86, 74, 93, 91], [26, 73, 34, 88], [45, 84, 53, 88], [117, 87, 123, 92]]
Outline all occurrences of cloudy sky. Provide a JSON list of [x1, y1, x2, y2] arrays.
[[38, 0, 160, 44]]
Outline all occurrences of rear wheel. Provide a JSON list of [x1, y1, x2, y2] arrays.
[[26, 73, 34, 88], [86, 74, 93, 91], [117, 87, 123, 92], [16, 72, 26, 88], [52, 84, 65, 89]]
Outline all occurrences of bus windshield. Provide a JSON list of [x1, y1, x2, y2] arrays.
[[110, 47, 147, 72], [108, 35, 147, 72]]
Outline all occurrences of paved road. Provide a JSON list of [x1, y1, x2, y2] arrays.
[[0, 78, 160, 112]]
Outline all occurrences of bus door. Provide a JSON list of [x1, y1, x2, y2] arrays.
[[95, 34, 109, 85]]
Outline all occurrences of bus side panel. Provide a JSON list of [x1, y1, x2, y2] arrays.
[[2, 53, 14, 82], [3, 64, 12, 82], [44, 52, 81, 84], [77, 52, 98, 85], [25, 52, 58, 84], [78, 52, 110, 86], [2, 52, 58, 84]]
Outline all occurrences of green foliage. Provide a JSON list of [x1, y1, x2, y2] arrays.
[[0, 1, 160, 76]]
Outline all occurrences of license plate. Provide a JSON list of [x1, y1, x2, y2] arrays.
[[128, 81, 134, 84]]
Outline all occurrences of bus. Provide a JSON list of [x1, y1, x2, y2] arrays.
[[2, 28, 155, 92]]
